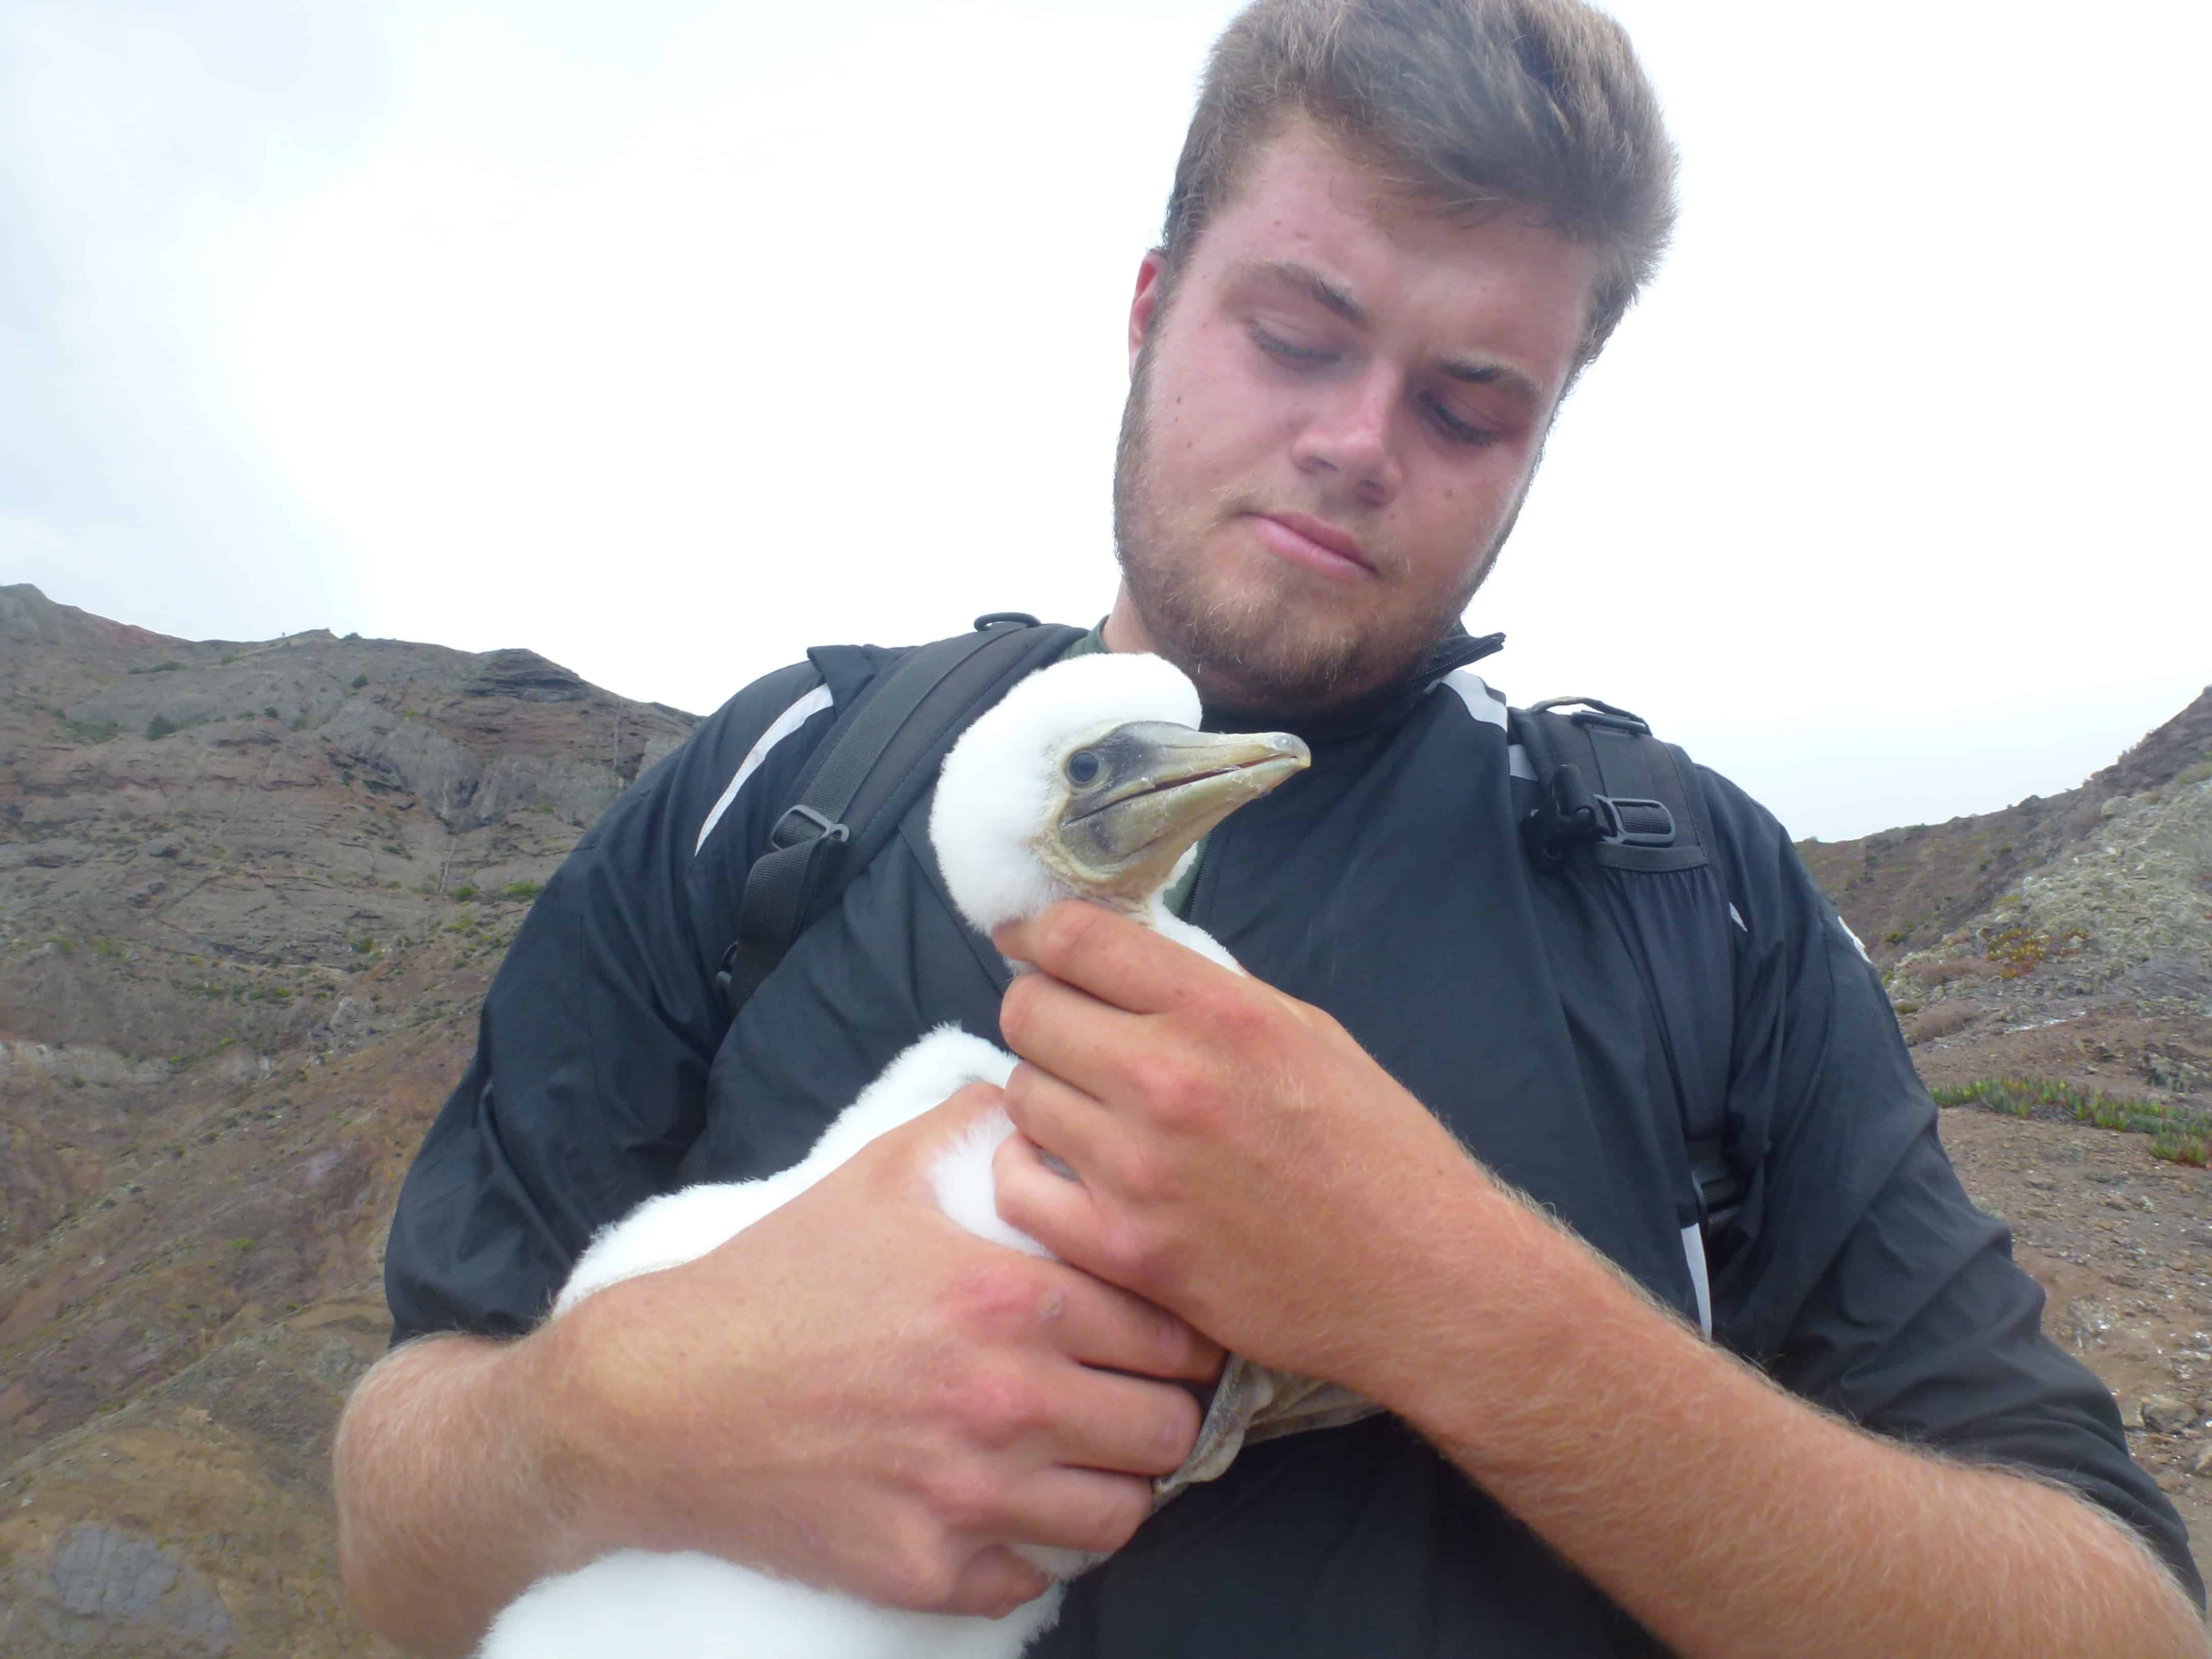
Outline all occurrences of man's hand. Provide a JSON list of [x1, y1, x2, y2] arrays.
[[990, 900, 1482, 1402], [335, 1083, 1219, 1656], [988, 902, 2208, 1659]]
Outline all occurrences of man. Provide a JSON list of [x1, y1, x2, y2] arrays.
[[335, 2, 2207, 1653]]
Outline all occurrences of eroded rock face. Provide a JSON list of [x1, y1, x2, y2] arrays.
[[465, 648, 589, 702], [1797, 686, 2212, 968], [0, 1304, 400, 1659], [35, 1522, 238, 1652], [0, 586, 704, 1656], [2010, 776, 2212, 987]]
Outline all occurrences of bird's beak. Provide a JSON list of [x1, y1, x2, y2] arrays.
[[1056, 723, 1310, 894]]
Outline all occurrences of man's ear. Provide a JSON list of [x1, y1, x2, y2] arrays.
[[1128, 249, 1169, 375]]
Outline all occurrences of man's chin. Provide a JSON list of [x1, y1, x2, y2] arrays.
[[1114, 521, 1462, 715], [1137, 599, 1422, 716]]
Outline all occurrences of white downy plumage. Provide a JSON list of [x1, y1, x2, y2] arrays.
[[478, 652, 1311, 1659]]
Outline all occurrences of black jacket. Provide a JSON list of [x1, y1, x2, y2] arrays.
[[387, 635, 2201, 1653]]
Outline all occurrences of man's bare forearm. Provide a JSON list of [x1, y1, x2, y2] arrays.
[[1378, 1181, 2207, 1659], [334, 1328, 594, 1657], [337, 1088, 1221, 1654]]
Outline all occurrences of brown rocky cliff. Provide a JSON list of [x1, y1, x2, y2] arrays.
[[0, 585, 693, 1654], [1797, 686, 2212, 968]]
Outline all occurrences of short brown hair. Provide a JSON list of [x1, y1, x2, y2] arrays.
[[1162, 0, 1678, 366]]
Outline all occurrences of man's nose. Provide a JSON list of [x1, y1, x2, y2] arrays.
[[1289, 366, 1401, 504]]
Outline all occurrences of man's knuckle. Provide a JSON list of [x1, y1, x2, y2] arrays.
[[1001, 1060, 1046, 1120], [1104, 1480, 1156, 1548], [1117, 1142, 1168, 1201], [883, 1532, 963, 1610], [1147, 1301, 1202, 1374], [1130, 1053, 1197, 1122], [940, 1079, 998, 1118], [953, 1366, 1044, 1448], [1097, 1215, 1167, 1289], [1157, 1386, 1203, 1465], [923, 1461, 1003, 1535], [999, 974, 1044, 1039], [1199, 979, 1263, 1035], [1039, 900, 1099, 960], [945, 1257, 1046, 1339]]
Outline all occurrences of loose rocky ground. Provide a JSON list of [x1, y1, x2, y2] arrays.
[[1938, 1107, 2212, 1555], [2, 591, 2206, 1654]]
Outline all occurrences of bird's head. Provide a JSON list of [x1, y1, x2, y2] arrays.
[[931, 652, 1310, 935]]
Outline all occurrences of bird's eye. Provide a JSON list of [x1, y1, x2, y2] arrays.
[[1065, 750, 1101, 786]]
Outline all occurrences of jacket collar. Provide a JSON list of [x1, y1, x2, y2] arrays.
[[1200, 627, 1506, 747]]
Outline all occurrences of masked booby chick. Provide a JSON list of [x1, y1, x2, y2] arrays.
[[479, 650, 1336, 1659]]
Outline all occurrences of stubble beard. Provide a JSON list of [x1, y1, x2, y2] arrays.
[[1110, 334, 1508, 718]]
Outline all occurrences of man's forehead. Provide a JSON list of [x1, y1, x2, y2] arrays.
[[1192, 120, 1597, 391]]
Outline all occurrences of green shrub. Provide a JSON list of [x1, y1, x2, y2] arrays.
[[504, 880, 545, 901], [450, 884, 478, 903], [262, 706, 279, 719], [1933, 1076, 2212, 1165], [145, 714, 180, 740], [2153, 1131, 2210, 1167], [351, 673, 369, 689], [1979, 927, 2085, 980]]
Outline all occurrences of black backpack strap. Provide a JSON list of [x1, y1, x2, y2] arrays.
[[716, 613, 1083, 1018], [1516, 696, 1709, 874], [1511, 698, 1746, 1327]]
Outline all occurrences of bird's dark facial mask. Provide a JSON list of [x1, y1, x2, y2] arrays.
[[1046, 721, 1310, 900]]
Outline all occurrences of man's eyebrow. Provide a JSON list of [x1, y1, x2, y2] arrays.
[[1238, 258, 1546, 407], [1240, 258, 1368, 328], [1437, 355, 1542, 407]]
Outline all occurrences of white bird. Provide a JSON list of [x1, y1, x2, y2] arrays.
[[478, 651, 1357, 1659]]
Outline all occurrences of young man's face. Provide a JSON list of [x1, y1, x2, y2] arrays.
[[1108, 120, 1602, 714]]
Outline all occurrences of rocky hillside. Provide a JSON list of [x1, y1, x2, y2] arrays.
[[1797, 688, 2212, 1111], [1796, 686, 2212, 973], [0, 584, 691, 1654], [1, 587, 2206, 1653]]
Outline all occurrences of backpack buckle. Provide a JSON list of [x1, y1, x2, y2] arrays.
[[1521, 764, 1677, 869], [1593, 795, 1676, 848], [769, 803, 850, 852]]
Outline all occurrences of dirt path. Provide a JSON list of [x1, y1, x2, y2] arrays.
[[1939, 1103, 2212, 1581]]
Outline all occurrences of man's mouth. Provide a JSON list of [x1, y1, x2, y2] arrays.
[[1247, 512, 1375, 579]]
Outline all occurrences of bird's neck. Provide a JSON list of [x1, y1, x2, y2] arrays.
[[1143, 900, 1243, 975], [995, 893, 1242, 976]]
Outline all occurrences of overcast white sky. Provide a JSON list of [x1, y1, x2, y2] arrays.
[[5, 0, 2206, 841]]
